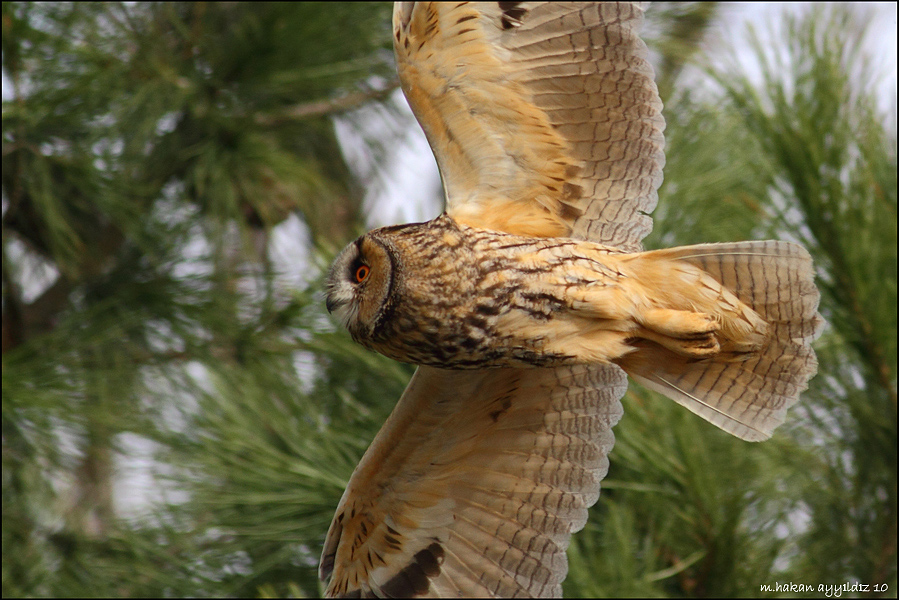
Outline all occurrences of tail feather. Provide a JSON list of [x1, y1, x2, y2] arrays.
[[650, 241, 821, 327], [618, 241, 823, 441]]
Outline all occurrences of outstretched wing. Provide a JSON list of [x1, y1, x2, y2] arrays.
[[319, 3, 660, 595], [394, 1, 664, 250], [319, 365, 625, 597]]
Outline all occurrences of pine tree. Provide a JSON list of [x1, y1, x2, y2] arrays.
[[2, 3, 400, 596], [3, 3, 895, 598]]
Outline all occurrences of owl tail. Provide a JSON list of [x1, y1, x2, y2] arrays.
[[615, 241, 823, 441]]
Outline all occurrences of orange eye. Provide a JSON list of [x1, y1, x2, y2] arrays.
[[354, 264, 370, 283]]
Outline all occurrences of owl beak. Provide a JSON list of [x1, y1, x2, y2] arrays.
[[325, 295, 342, 314]]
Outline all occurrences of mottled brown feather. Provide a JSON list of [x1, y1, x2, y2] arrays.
[[319, 2, 822, 598], [393, 2, 664, 250], [320, 365, 625, 597]]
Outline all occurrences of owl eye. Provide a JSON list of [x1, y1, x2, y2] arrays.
[[354, 264, 370, 283]]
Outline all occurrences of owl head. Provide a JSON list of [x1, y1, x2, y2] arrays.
[[325, 234, 397, 342]]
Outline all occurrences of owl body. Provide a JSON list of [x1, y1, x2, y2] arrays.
[[326, 213, 769, 371], [319, 3, 823, 597]]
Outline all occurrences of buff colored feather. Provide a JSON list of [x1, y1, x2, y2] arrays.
[[319, 2, 822, 597]]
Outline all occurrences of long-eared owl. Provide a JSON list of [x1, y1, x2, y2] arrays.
[[319, 3, 823, 597]]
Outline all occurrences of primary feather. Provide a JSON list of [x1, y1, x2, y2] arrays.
[[319, 2, 822, 597]]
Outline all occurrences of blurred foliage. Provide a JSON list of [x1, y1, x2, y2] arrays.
[[2, 2, 400, 596], [2, 2, 896, 598]]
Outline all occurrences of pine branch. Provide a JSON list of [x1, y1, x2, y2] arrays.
[[253, 81, 399, 126]]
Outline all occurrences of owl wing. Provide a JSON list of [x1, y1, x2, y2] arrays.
[[319, 364, 626, 597], [394, 1, 664, 250]]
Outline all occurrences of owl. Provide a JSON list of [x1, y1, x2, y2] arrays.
[[319, 2, 822, 598]]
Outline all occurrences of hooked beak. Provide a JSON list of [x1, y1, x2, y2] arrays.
[[326, 295, 343, 314]]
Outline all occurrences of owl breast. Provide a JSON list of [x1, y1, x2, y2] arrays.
[[357, 214, 627, 369]]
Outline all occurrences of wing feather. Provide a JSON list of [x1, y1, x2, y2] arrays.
[[320, 2, 668, 596], [319, 364, 625, 597], [393, 2, 664, 250]]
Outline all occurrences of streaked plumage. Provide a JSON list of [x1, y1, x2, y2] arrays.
[[320, 2, 823, 597]]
